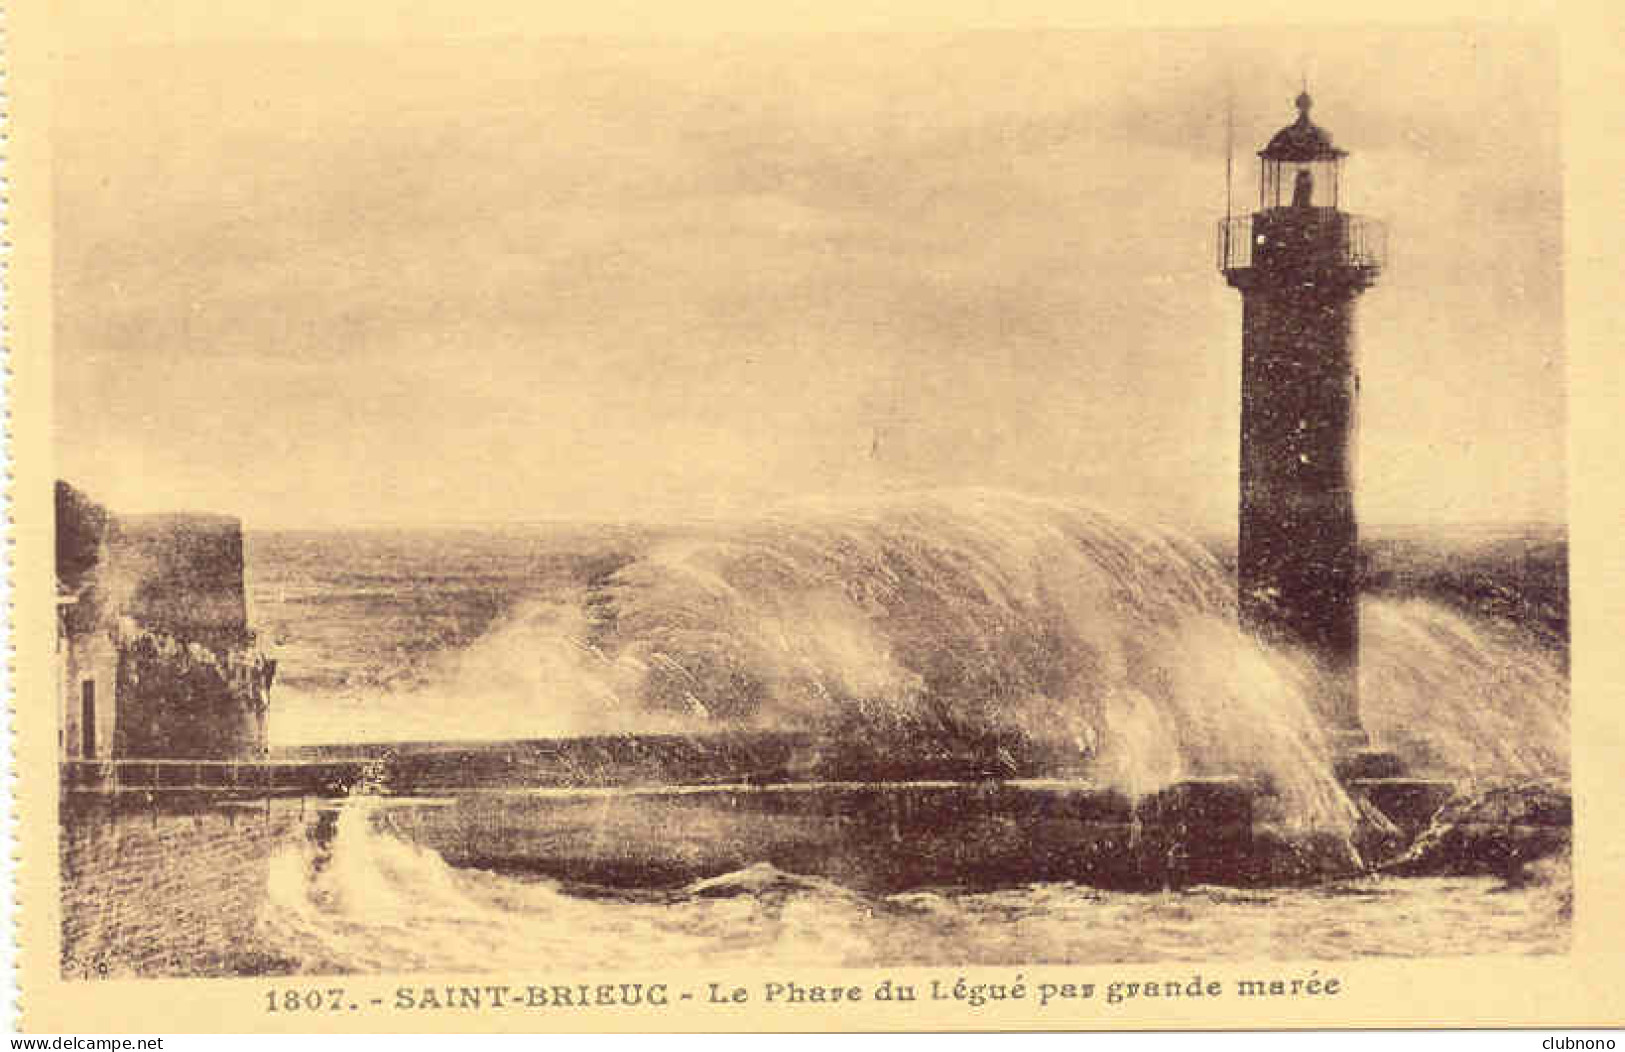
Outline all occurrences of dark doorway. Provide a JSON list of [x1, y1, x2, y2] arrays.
[[81, 680, 96, 758]]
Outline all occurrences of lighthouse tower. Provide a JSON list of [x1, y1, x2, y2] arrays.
[[1218, 93, 1385, 744]]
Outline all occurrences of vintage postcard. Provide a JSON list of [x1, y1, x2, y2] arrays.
[[9, 0, 1625, 1034]]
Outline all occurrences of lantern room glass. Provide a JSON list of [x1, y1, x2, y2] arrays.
[[1260, 156, 1342, 210]]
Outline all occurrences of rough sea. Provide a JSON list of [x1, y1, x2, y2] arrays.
[[242, 492, 1571, 972]]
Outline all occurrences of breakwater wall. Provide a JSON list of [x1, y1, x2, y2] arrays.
[[373, 779, 1272, 892], [57, 773, 1502, 980], [54, 736, 1475, 978], [59, 796, 318, 979]]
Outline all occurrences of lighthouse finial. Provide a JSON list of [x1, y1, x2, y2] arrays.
[[1295, 85, 1313, 121]]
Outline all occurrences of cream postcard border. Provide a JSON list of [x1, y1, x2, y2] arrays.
[[10, 0, 1625, 1033]]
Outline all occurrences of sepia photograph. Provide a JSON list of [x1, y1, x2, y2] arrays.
[[16, 0, 1615, 1033]]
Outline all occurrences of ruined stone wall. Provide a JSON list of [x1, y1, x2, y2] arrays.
[[108, 514, 250, 651], [114, 625, 271, 759], [59, 800, 314, 979], [56, 481, 273, 760]]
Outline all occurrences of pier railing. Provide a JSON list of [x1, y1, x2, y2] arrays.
[[60, 757, 368, 797]]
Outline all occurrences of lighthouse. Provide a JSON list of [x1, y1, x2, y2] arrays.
[[1218, 93, 1385, 744]]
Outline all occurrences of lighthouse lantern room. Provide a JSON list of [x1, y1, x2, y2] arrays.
[[1258, 91, 1345, 210]]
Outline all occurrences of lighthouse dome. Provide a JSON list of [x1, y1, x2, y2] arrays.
[[1259, 92, 1347, 161]]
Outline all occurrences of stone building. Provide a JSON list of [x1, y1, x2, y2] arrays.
[[55, 481, 275, 761]]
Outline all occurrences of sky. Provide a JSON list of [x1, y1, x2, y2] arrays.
[[52, 20, 1564, 530]]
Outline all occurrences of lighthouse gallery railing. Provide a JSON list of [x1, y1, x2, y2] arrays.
[[1216, 213, 1386, 274]]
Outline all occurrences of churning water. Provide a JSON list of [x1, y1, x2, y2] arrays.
[[253, 797, 1569, 973], [245, 490, 1570, 971]]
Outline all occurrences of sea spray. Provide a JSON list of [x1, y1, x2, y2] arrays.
[[259, 795, 886, 972], [269, 491, 1567, 834], [588, 491, 1358, 830], [230, 499, 1576, 972], [267, 600, 699, 743], [1359, 597, 1568, 783]]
